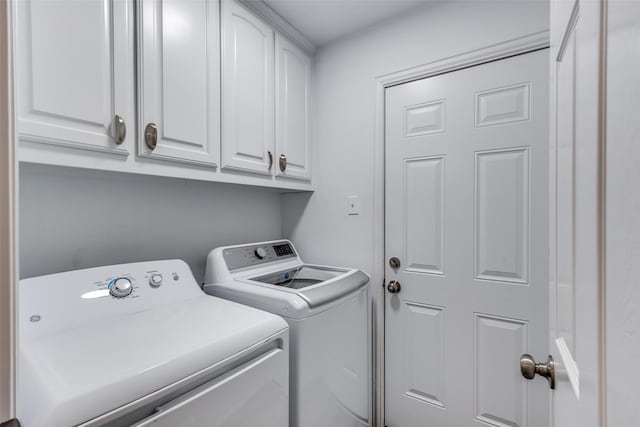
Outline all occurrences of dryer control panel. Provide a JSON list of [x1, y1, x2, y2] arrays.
[[223, 241, 297, 270], [19, 260, 202, 341]]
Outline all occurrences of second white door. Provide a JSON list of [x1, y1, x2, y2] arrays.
[[385, 50, 550, 426]]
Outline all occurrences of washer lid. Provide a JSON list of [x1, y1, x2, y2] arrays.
[[250, 265, 346, 288], [248, 265, 370, 308], [18, 260, 288, 427]]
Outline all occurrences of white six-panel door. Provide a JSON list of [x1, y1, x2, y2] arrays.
[[16, 0, 134, 155], [138, 0, 220, 166], [385, 50, 549, 427], [221, 0, 274, 175]]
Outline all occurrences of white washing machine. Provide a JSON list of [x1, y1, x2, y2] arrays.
[[18, 259, 289, 427], [204, 240, 370, 427]]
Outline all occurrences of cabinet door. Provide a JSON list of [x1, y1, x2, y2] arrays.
[[221, 0, 274, 175], [138, 0, 220, 166], [16, 0, 134, 155], [275, 34, 311, 181]]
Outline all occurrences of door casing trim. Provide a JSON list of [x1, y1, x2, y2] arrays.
[[0, 0, 18, 422], [372, 30, 550, 427]]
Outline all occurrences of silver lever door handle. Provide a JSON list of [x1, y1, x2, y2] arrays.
[[520, 354, 555, 389], [279, 154, 287, 172], [114, 115, 126, 145], [268, 151, 273, 170]]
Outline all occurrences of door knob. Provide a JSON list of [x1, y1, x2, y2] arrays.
[[387, 280, 401, 294], [520, 354, 555, 389]]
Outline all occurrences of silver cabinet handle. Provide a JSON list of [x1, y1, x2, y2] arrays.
[[520, 354, 555, 389], [279, 154, 287, 172], [268, 151, 273, 170], [114, 115, 126, 145], [145, 123, 158, 150]]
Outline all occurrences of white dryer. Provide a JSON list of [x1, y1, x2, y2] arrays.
[[204, 240, 370, 427], [18, 259, 289, 427]]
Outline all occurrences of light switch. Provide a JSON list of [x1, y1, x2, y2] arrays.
[[347, 195, 360, 215]]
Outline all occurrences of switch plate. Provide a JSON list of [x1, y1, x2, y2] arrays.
[[347, 195, 360, 215]]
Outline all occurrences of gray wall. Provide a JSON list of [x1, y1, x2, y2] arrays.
[[283, 0, 550, 283], [20, 163, 283, 282]]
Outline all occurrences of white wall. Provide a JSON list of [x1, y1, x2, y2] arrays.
[[283, 0, 550, 279], [20, 163, 283, 281], [606, 1, 640, 424]]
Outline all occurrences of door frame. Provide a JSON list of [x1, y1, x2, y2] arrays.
[[0, 0, 18, 422], [372, 30, 550, 426]]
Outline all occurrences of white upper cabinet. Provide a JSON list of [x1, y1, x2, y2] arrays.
[[138, 0, 220, 166], [221, 0, 275, 175], [275, 34, 311, 181], [15, 0, 312, 191], [16, 0, 135, 155]]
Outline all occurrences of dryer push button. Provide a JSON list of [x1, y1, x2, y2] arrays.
[[149, 274, 163, 287]]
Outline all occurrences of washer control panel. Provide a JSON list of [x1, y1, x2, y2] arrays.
[[223, 241, 297, 270]]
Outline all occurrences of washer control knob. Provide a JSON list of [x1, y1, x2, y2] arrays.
[[110, 277, 133, 298], [255, 247, 267, 259], [149, 274, 163, 287]]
